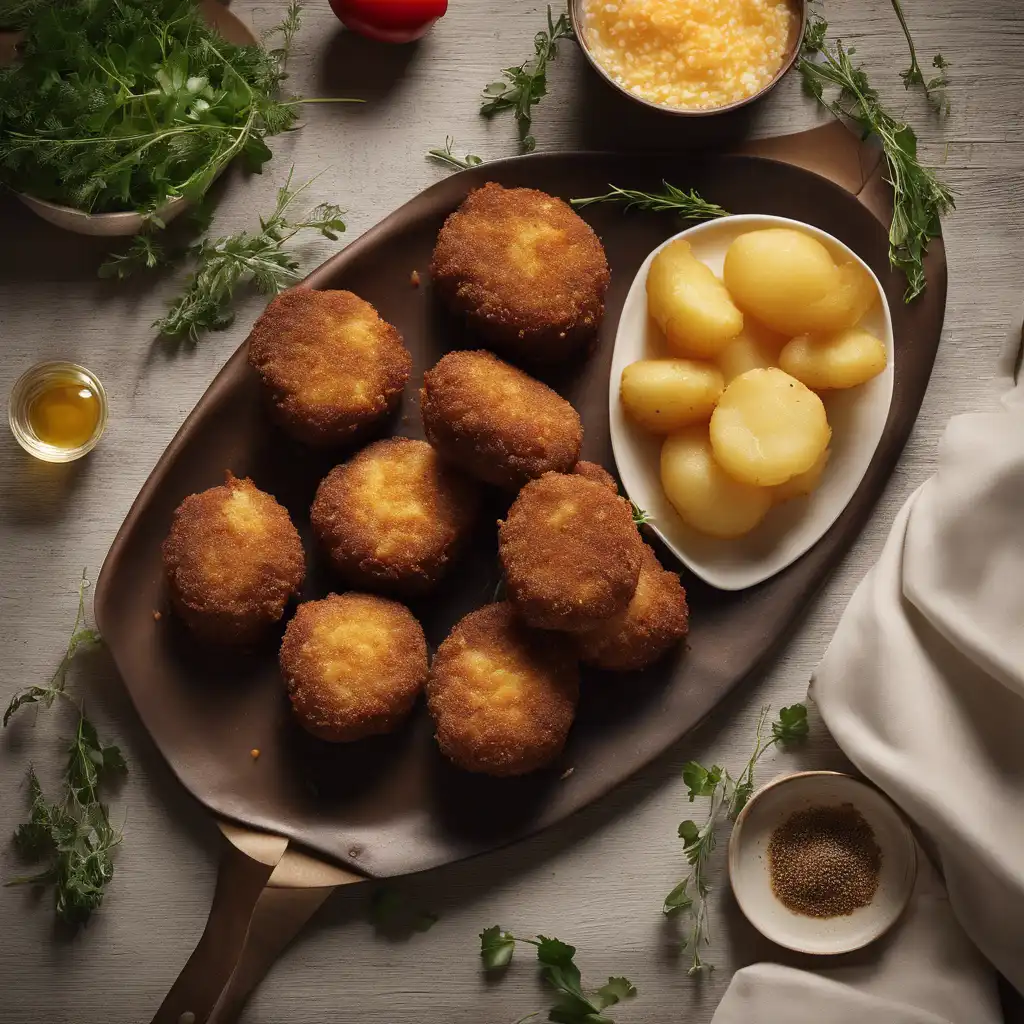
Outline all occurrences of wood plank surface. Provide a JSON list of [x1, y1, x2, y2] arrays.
[[0, 1, 1021, 1022]]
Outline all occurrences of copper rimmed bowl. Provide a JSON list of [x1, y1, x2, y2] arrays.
[[569, 0, 807, 118]]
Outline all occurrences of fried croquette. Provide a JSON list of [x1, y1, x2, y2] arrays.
[[429, 183, 610, 364], [499, 472, 643, 632], [162, 473, 305, 644], [280, 593, 428, 742], [311, 437, 480, 595], [420, 350, 583, 489], [574, 544, 689, 671], [247, 288, 411, 447], [426, 602, 579, 776], [572, 460, 618, 493]]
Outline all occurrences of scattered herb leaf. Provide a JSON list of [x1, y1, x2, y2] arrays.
[[480, 6, 574, 152], [264, 0, 304, 71], [630, 501, 652, 527], [571, 182, 728, 221], [427, 136, 484, 171], [153, 167, 345, 341], [481, 927, 637, 1023], [665, 704, 808, 974], [4, 572, 127, 925], [369, 885, 439, 935], [889, 0, 950, 114], [798, 7, 955, 300]]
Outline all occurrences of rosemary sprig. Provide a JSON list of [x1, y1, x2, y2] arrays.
[[664, 704, 808, 974], [427, 136, 484, 171], [4, 572, 128, 925], [798, 10, 955, 301], [481, 6, 574, 153], [571, 182, 728, 221], [889, 0, 951, 114], [152, 168, 346, 342]]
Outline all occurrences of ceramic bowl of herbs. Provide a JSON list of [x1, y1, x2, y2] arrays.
[[728, 771, 917, 954], [0, 0, 300, 236]]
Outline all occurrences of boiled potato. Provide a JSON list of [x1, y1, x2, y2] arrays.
[[661, 426, 772, 539], [779, 327, 887, 390], [710, 368, 831, 487], [799, 260, 879, 335], [716, 319, 788, 383], [647, 239, 743, 358], [620, 359, 724, 433], [772, 448, 831, 504]]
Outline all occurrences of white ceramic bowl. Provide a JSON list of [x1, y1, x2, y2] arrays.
[[728, 771, 917, 955], [3, 0, 257, 236], [609, 214, 895, 591]]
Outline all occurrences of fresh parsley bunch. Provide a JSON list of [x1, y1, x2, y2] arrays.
[[0, 0, 298, 214]]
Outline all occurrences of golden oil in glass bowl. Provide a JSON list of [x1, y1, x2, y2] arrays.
[[9, 361, 108, 463]]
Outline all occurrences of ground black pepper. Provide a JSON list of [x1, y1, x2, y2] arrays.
[[768, 803, 882, 918]]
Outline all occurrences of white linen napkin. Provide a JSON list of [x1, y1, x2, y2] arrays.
[[711, 316, 1024, 1023]]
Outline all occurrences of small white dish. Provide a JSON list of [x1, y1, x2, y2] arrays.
[[728, 771, 917, 955], [608, 214, 895, 591]]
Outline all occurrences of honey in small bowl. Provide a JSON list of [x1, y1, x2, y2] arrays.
[[9, 362, 108, 463]]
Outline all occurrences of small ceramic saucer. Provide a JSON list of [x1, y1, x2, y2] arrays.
[[728, 770, 917, 955]]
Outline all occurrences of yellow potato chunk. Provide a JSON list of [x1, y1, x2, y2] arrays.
[[779, 327, 888, 390], [724, 228, 868, 336], [660, 426, 773, 539], [772, 448, 831, 504], [646, 239, 743, 357], [710, 368, 831, 487], [716, 320, 788, 383], [620, 359, 724, 433]]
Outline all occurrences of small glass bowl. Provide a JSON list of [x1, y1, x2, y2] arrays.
[[8, 361, 109, 463]]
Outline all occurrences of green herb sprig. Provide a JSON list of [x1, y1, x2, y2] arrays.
[[427, 136, 484, 171], [630, 501, 652, 527], [480, 927, 637, 1023], [798, 10, 955, 300], [664, 704, 808, 974], [369, 886, 439, 935], [889, 0, 950, 114], [571, 182, 728, 222], [151, 168, 345, 341], [481, 6, 574, 153], [4, 572, 128, 925]]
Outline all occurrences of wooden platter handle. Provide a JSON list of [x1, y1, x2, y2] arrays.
[[152, 824, 361, 1024]]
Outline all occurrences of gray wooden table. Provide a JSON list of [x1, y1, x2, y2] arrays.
[[1, 1, 1021, 1021]]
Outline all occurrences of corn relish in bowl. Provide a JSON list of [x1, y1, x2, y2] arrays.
[[573, 0, 804, 115]]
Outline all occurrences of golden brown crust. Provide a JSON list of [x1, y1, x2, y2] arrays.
[[162, 473, 305, 644], [572, 460, 618, 493], [280, 593, 428, 742], [310, 437, 480, 595], [247, 288, 411, 447], [426, 603, 578, 776], [499, 472, 643, 632], [429, 183, 610, 364], [574, 544, 689, 671], [420, 350, 583, 490]]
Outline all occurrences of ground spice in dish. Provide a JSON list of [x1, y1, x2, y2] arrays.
[[768, 803, 882, 918]]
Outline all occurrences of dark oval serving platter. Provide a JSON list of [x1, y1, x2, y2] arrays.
[[95, 130, 946, 879]]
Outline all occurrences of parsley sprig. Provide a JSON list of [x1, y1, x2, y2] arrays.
[[889, 0, 951, 114], [427, 136, 484, 171], [481, 927, 637, 1023], [571, 182, 728, 222], [798, 9, 955, 301], [150, 168, 345, 341], [664, 704, 808, 974], [481, 7, 574, 153], [3, 572, 127, 925]]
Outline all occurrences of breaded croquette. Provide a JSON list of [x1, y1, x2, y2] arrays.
[[572, 460, 618, 493], [420, 350, 582, 489], [311, 437, 480, 595], [574, 544, 689, 671], [247, 289, 411, 447], [499, 472, 643, 632], [280, 593, 428, 742], [429, 183, 610, 364], [162, 473, 305, 644], [426, 603, 579, 776]]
